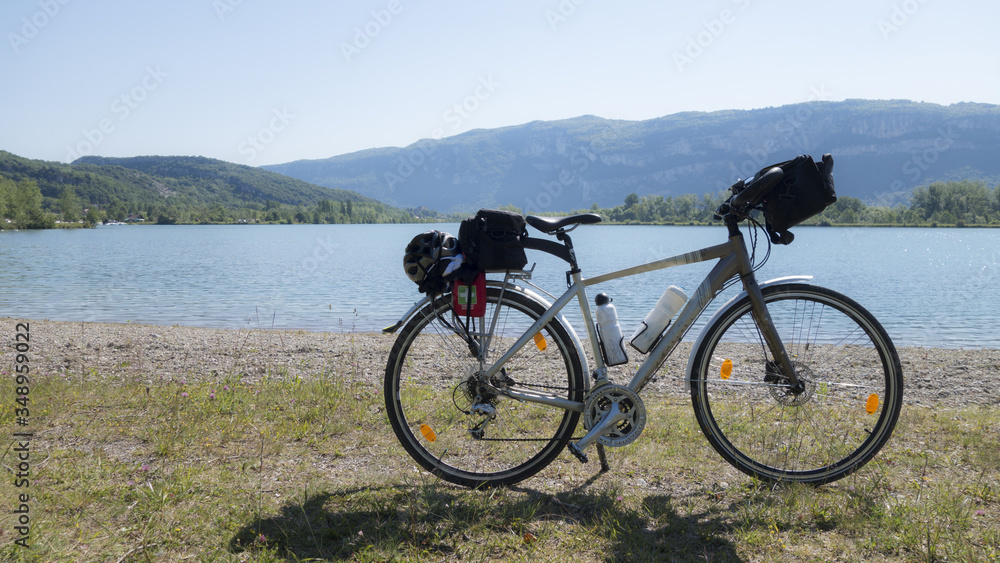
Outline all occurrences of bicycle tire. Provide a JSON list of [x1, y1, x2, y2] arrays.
[[690, 283, 903, 484], [385, 285, 584, 488]]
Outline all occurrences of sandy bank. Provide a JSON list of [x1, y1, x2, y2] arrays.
[[3, 317, 997, 407]]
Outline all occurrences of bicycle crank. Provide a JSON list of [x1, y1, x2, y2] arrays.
[[569, 384, 647, 462]]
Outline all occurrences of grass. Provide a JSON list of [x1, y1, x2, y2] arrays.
[[2, 355, 998, 562]]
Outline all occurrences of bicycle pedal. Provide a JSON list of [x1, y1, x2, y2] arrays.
[[567, 443, 588, 464]]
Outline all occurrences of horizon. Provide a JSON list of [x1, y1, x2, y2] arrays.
[[3, 1, 999, 167]]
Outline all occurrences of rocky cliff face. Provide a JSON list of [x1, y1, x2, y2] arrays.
[[264, 100, 1000, 212]]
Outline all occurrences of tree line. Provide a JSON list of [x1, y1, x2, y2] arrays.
[[0, 176, 428, 228], [118, 196, 418, 226], [3, 174, 999, 229], [577, 180, 1000, 227], [0, 177, 58, 229]]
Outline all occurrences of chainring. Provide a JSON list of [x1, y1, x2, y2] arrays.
[[583, 383, 647, 447]]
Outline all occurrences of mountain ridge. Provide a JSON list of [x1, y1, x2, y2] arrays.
[[263, 99, 1000, 212]]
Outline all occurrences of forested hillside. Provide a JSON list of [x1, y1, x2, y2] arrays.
[[0, 151, 425, 227]]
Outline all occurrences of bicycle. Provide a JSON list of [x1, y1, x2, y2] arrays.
[[383, 157, 903, 488]]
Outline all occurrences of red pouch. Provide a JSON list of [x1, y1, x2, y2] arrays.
[[453, 271, 486, 317]]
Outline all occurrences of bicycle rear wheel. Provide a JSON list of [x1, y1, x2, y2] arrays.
[[690, 283, 903, 484], [385, 285, 584, 488]]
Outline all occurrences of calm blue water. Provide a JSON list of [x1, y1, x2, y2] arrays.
[[1, 224, 997, 348]]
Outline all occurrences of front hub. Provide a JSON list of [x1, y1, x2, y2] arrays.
[[765, 361, 816, 406]]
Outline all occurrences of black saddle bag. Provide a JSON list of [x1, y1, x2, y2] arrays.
[[458, 209, 529, 271]]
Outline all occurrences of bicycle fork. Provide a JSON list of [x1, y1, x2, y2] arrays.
[[742, 272, 802, 393]]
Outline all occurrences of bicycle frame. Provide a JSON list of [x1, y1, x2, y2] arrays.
[[484, 225, 799, 416]]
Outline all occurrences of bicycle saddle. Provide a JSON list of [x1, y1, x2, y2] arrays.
[[525, 213, 602, 234]]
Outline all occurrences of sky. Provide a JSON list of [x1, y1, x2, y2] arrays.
[[2, 0, 998, 167]]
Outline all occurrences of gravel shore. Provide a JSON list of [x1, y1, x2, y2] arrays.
[[4, 317, 998, 407]]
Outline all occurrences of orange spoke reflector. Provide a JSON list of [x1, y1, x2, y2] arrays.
[[865, 394, 880, 415], [533, 332, 547, 351], [420, 424, 437, 443], [721, 359, 733, 380]]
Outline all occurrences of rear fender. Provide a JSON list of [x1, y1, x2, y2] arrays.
[[385, 282, 590, 382]]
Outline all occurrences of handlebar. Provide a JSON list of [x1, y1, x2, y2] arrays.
[[732, 166, 783, 208], [712, 166, 784, 222]]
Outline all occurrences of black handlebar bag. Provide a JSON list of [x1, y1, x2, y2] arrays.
[[758, 154, 837, 245], [458, 209, 529, 271]]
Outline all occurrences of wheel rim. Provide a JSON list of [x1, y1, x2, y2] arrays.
[[693, 287, 901, 482], [387, 288, 583, 486]]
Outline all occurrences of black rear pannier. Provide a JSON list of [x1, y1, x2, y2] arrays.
[[758, 153, 837, 245], [458, 209, 529, 271]]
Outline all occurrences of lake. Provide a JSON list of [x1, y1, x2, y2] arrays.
[[1, 224, 997, 348]]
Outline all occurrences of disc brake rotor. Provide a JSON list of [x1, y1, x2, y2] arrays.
[[765, 361, 816, 406]]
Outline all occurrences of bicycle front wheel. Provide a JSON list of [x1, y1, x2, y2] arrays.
[[690, 283, 903, 484], [385, 285, 584, 488]]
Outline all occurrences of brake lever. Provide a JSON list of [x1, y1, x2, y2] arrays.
[[713, 178, 745, 219], [713, 201, 731, 221], [729, 178, 746, 194]]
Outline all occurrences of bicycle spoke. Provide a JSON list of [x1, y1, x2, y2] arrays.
[[691, 284, 902, 484], [386, 286, 583, 487]]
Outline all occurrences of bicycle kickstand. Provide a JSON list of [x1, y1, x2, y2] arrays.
[[596, 444, 610, 472]]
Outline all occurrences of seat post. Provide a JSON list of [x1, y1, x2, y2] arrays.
[[555, 229, 580, 274]]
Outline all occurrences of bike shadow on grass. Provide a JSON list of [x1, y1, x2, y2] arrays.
[[229, 475, 747, 562]]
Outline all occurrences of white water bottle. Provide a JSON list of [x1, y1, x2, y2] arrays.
[[595, 293, 629, 366], [630, 285, 687, 354]]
